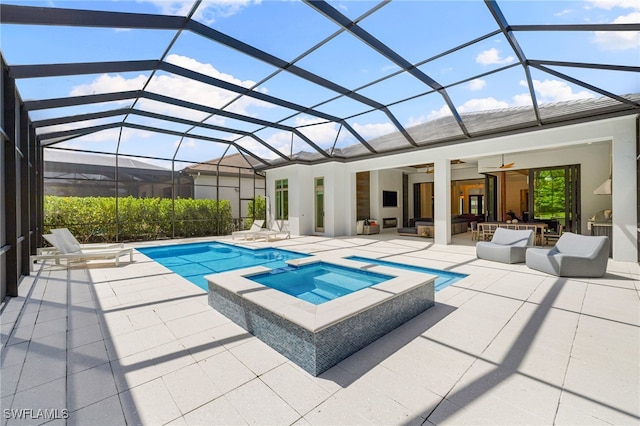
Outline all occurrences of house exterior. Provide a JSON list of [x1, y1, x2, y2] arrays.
[[181, 153, 266, 222], [2, 1, 638, 302], [263, 111, 637, 262]]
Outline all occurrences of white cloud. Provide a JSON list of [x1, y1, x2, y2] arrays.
[[419, 77, 593, 125], [525, 79, 595, 102], [426, 104, 453, 121], [264, 131, 295, 157], [235, 135, 279, 160], [586, 0, 639, 10], [512, 93, 533, 107], [476, 48, 515, 65], [405, 114, 429, 128], [592, 12, 640, 50], [141, 0, 261, 25], [295, 117, 341, 147], [425, 97, 509, 121], [174, 138, 198, 149], [351, 122, 396, 140], [555, 9, 574, 16], [468, 79, 486, 91], [70, 74, 148, 97], [166, 54, 258, 88], [69, 54, 272, 123], [457, 97, 510, 113], [586, 0, 640, 50]]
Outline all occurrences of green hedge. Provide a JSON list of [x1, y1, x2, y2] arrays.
[[246, 195, 266, 227], [44, 196, 232, 243]]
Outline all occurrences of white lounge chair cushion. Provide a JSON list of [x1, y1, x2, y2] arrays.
[[51, 228, 82, 253]]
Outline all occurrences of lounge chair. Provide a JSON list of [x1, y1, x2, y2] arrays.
[[476, 227, 534, 264], [254, 221, 291, 242], [37, 228, 124, 255], [30, 230, 133, 271], [231, 220, 264, 240], [526, 232, 609, 277]]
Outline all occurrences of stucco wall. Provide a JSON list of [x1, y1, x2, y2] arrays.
[[266, 115, 637, 261], [369, 169, 403, 231]]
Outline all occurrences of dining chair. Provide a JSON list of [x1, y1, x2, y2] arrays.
[[544, 223, 563, 245], [470, 221, 479, 241]]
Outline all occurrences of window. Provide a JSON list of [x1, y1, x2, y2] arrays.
[[275, 179, 288, 220]]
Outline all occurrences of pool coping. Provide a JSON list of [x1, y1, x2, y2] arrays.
[[205, 256, 436, 333]]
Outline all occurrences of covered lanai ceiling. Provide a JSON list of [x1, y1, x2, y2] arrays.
[[1, 0, 639, 170]]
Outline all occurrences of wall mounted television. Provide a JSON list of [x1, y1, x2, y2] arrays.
[[382, 190, 398, 207]]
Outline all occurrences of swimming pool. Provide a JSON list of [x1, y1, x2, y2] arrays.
[[249, 262, 393, 305], [346, 255, 467, 291], [138, 242, 309, 290]]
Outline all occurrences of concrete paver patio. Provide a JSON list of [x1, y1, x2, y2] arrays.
[[1, 233, 639, 425]]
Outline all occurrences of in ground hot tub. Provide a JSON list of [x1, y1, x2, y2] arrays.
[[206, 257, 435, 376], [250, 262, 393, 304]]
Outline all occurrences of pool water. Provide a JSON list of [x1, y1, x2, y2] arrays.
[[138, 242, 309, 290], [249, 262, 393, 305], [346, 256, 467, 291]]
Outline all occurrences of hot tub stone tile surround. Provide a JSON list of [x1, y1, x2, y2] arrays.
[[207, 257, 435, 376]]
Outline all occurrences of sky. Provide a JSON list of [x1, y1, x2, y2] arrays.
[[1, 0, 638, 168]]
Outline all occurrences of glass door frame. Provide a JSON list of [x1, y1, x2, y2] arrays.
[[484, 174, 498, 222], [314, 177, 324, 233], [468, 194, 484, 216], [528, 164, 581, 233]]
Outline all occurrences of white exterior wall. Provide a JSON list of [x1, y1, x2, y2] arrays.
[[265, 164, 352, 237], [434, 158, 452, 245], [266, 115, 637, 261], [369, 169, 403, 231]]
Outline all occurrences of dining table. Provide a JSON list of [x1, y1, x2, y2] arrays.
[[478, 222, 548, 245]]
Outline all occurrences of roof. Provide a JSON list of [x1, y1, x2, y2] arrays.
[[182, 153, 264, 177], [44, 149, 170, 171], [2, 1, 638, 170]]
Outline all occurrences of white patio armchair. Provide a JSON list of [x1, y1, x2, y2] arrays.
[[526, 232, 609, 277], [475, 227, 534, 264]]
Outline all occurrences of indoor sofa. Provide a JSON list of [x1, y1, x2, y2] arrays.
[[397, 215, 480, 237], [397, 218, 433, 236]]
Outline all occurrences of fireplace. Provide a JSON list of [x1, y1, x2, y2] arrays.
[[383, 218, 398, 229]]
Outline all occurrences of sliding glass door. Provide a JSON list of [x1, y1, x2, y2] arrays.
[[314, 177, 324, 233], [484, 174, 498, 222], [529, 165, 580, 233]]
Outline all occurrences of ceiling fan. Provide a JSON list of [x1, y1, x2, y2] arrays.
[[490, 154, 515, 169]]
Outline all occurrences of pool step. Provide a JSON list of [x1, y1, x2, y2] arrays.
[[302, 288, 334, 304], [313, 272, 371, 295]]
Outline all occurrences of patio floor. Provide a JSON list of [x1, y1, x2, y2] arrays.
[[2, 232, 639, 425]]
